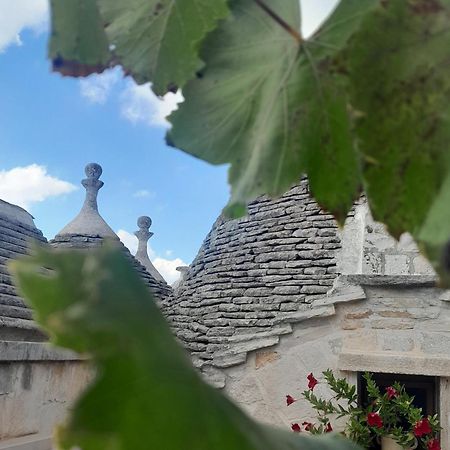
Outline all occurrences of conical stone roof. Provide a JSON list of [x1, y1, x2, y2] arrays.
[[163, 180, 343, 372], [0, 199, 47, 341], [51, 163, 172, 301]]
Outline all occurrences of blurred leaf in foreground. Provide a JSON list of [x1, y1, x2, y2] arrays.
[[168, 0, 378, 223], [10, 245, 361, 450], [49, 0, 111, 76], [98, 0, 229, 95], [344, 0, 450, 282]]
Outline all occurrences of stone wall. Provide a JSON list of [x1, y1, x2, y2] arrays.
[[338, 203, 436, 276], [220, 275, 450, 449], [0, 342, 90, 449]]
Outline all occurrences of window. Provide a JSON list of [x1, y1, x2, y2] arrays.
[[358, 372, 439, 450]]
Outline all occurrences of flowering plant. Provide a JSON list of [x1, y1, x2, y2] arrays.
[[286, 370, 441, 449]]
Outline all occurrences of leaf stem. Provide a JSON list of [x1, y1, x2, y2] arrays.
[[253, 0, 303, 44]]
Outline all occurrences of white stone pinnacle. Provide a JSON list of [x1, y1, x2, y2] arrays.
[[134, 216, 165, 283], [55, 163, 118, 239]]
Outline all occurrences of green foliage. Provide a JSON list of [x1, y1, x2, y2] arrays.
[[362, 372, 380, 400], [323, 369, 358, 407], [299, 371, 371, 447], [47, 0, 450, 285], [344, 0, 450, 284], [49, 0, 228, 95], [49, 0, 110, 76], [291, 371, 441, 449], [168, 0, 377, 222], [97, 0, 229, 95], [10, 245, 361, 450]]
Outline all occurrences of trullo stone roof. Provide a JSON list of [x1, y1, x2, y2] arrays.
[[50, 163, 172, 301], [0, 199, 47, 341], [163, 180, 346, 375]]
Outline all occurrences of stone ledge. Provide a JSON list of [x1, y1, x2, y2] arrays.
[[227, 324, 292, 343], [339, 351, 450, 377], [0, 317, 39, 331], [212, 353, 247, 368], [313, 285, 366, 307], [342, 274, 438, 287], [274, 305, 335, 324], [213, 336, 279, 359], [0, 341, 82, 362], [0, 435, 52, 450]]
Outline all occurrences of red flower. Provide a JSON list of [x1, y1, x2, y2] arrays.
[[367, 412, 383, 428], [325, 422, 333, 433], [286, 395, 296, 406], [414, 418, 432, 437], [386, 386, 398, 399], [427, 438, 441, 450], [307, 373, 318, 390], [302, 422, 313, 431], [291, 423, 301, 433]]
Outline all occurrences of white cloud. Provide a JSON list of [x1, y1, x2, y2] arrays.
[[300, 0, 340, 38], [153, 257, 186, 285], [117, 229, 186, 285], [0, 0, 49, 52], [79, 69, 121, 104], [120, 82, 184, 127], [0, 164, 77, 210], [117, 229, 140, 256], [133, 189, 155, 199]]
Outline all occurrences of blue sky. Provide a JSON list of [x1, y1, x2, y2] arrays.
[[0, 0, 338, 283], [0, 7, 230, 281]]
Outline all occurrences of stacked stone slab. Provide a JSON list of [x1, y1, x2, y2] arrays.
[[0, 200, 46, 341], [51, 234, 172, 300], [163, 180, 341, 373]]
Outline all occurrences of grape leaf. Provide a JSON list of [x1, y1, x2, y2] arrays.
[[167, 0, 377, 222], [49, 0, 111, 77], [10, 245, 360, 450], [97, 0, 229, 95], [345, 0, 450, 281], [417, 173, 450, 286]]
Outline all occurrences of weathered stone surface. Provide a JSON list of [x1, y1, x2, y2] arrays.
[[312, 284, 366, 307], [255, 351, 280, 369], [0, 202, 47, 340], [344, 274, 437, 287], [163, 181, 341, 369], [384, 254, 410, 275]]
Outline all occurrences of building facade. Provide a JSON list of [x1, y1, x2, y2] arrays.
[[0, 171, 449, 449], [0, 164, 170, 450]]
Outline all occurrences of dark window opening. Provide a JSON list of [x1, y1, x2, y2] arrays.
[[358, 372, 439, 450]]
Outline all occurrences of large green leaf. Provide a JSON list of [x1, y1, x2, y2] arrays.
[[168, 0, 377, 222], [49, 0, 111, 76], [10, 245, 360, 450], [48, 0, 229, 94], [345, 0, 450, 280], [97, 0, 229, 95], [417, 173, 450, 286]]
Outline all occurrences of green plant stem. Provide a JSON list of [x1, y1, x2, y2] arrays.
[[252, 0, 303, 44]]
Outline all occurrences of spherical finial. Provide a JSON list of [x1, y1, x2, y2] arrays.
[[137, 215, 152, 230], [85, 163, 102, 180]]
